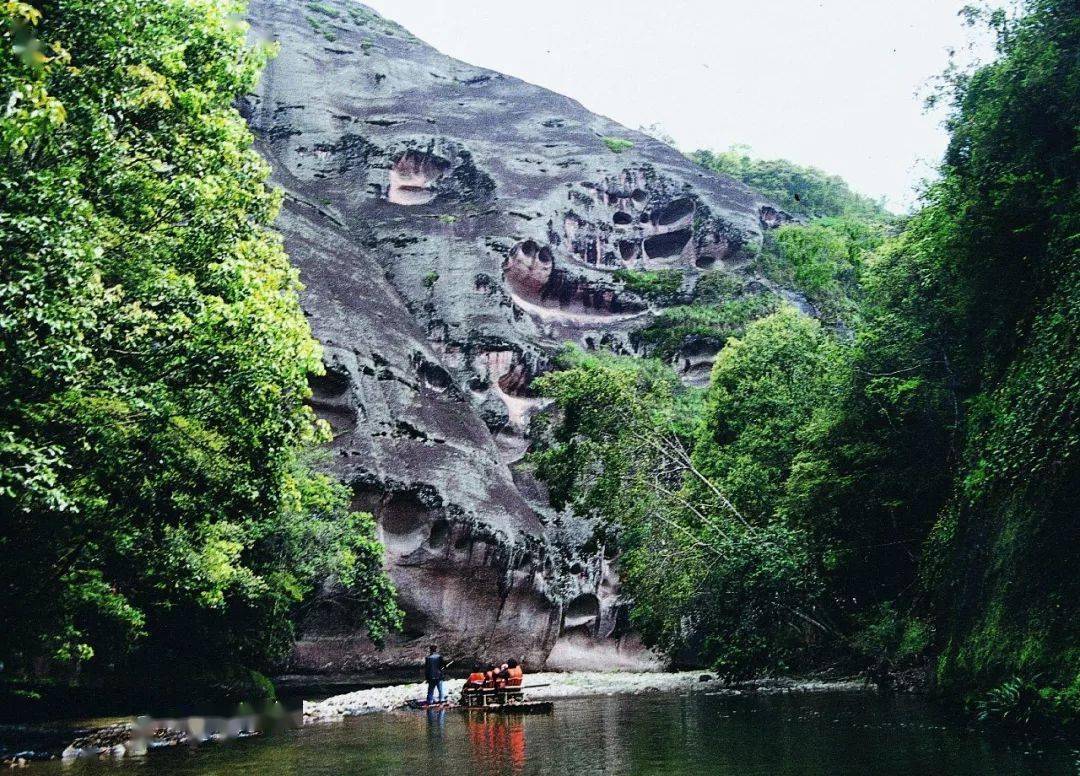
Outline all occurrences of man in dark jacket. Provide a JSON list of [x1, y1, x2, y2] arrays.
[[424, 643, 446, 704]]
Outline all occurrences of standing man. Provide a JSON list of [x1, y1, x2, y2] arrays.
[[425, 643, 446, 705]]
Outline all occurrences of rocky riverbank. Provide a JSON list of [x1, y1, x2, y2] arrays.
[[1, 716, 265, 768], [302, 672, 869, 720]]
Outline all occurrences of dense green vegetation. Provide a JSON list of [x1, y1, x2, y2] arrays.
[[0, 0, 400, 706], [612, 268, 683, 303], [755, 216, 888, 322], [693, 139, 894, 324], [533, 0, 1079, 728], [691, 145, 890, 222]]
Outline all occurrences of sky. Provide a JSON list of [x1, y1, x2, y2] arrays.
[[362, 0, 998, 212]]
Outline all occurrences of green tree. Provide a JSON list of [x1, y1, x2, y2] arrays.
[[914, 0, 1080, 698], [785, 0, 1080, 701], [754, 216, 886, 322], [532, 312, 836, 674], [0, 0, 399, 695]]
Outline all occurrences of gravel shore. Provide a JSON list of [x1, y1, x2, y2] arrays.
[[302, 672, 868, 720]]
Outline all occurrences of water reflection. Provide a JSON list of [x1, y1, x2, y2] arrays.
[[425, 706, 446, 754], [29, 692, 1077, 775], [464, 714, 526, 773]]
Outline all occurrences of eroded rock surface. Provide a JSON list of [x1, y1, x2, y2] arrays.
[[244, 0, 786, 673]]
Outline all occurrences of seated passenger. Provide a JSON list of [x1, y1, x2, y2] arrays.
[[504, 658, 523, 687], [464, 662, 486, 691], [483, 664, 498, 689]]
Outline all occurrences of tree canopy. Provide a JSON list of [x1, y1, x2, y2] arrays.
[[690, 146, 891, 222], [0, 0, 400, 700]]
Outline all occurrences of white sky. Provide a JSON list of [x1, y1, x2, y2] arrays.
[[362, 0, 998, 212]]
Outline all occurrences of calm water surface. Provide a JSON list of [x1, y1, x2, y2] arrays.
[[35, 691, 1078, 775]]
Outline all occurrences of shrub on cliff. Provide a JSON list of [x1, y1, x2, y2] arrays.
[[0, 0, 400, 691]]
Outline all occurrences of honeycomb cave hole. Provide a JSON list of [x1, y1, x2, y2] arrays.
[[506, 240, 645, 318], [380, 492, 431, 536], [388, 150, 451, 205], [496, 362, 532, 397], [695, 235, 732, 268], [655, 197, 694, 226], [612, 211, 633, 225], [417, 360, 452, 393], [503, 240, 555, 298], [308, 364, 351, 397], [401, 605, 434, 639], [563, 593, 600, 630], [643, 229, 692, 261]]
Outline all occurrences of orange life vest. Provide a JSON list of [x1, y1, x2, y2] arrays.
[[504, 666, 523, 687], [466, 672, 486, 687]]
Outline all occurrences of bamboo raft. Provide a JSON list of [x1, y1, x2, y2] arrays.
[[405, 684, 553, 715]]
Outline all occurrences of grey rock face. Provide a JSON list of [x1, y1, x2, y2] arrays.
[[244, 0, 784, 673]]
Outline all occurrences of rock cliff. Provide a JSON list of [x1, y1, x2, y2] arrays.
[[243, 0, 792, 673]]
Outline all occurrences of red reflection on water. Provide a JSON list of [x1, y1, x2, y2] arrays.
[[465, 714, 525, 772]]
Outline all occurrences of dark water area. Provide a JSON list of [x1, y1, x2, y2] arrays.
[[23, 691, 1080, 775]]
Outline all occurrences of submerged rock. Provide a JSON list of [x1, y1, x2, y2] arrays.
[[244, 0, 788, 672]]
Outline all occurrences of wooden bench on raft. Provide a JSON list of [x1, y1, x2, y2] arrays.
[[461, 678, 523, 707]]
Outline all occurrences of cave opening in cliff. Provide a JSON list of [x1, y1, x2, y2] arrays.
[[497, 362, 532, 397], [563, 593, 600, 630], [428, 518, 450, 548], [655, 197, 694, 226], [380, 492, 431, 537], [643, 228, 692, 260], [417, 360, 452, 393], [504, 240, 553, 297], [401, 607, 433, 639], [612, 211, 633, 225], [388, 149, 451, 205], [695, 254, 716, 269], [631, 188, 647, 203], [308, 364, 351, 397]]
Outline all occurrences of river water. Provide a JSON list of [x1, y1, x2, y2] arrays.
[[29, 690, 1078, 774]]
